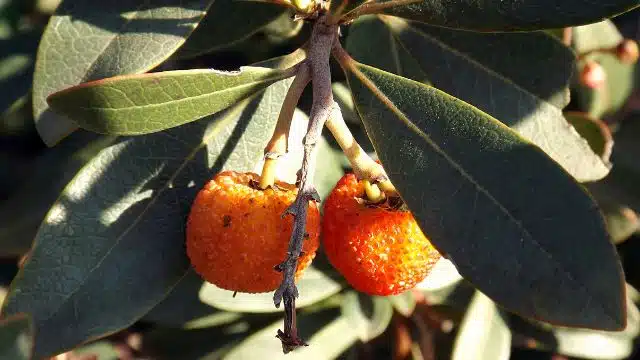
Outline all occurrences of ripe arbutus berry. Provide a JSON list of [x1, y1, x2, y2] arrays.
[[186, 171, 320, 293], [322, 173, 441, 296]]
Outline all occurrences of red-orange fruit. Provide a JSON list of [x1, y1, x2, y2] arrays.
[[322, 173, 441, 296], [186, 171, 320, 293]]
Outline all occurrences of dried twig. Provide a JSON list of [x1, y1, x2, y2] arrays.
[[273, 14, 338, 353]]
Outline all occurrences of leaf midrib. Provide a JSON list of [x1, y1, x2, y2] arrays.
[[36, 95, 252, 324], [64, 76, 283, 112], [348, 63, 615, 320]]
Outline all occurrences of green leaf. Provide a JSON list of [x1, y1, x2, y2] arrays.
[[388, 292, 416, 317], [572, 20, 636, 119], [374, 0, 640, 31], [332, 82, 360, 125], [588, 116, 640, 214], [344, 61, 626, 330], [0, 314, 33, 360], [341, 291, 394, 342], [224, 308, 358, 359], [0, 131, 117, 256], [33, 0, 215, 146], [1, 77, 293, 359], [565, 111, 613, 162], [175, 0, 287, 59], [47, 66, 294, 135], [72, 341, 119, 360], [452, 291, 511, 360], [415, 258, 463, 292], [601, 202, 639, 244], [142, 270, 216, 327], [510, 285, 640, 360], [346, 16, 609, 182], [199, 266, 342, 313]]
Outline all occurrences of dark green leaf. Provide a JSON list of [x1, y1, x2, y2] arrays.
[[374, 0, 640, 31], [1, 77, 293, 358], [565, 111, 613, 162], [588, 116, 640, 214], [0, 314, 33, 360], [572, 20, 636, 118], [33, 0, 215, 146], [346, 16, 609, 182], [345, 61, 625, 330], [199, 266, 342, 313], [175, 0, 287, 59], [452, 291, 511, 360], [47, 66, 294, 135], [142, 270, 214, 327], [0, 27, 39, 114], [510, 285, 640, 360], [0, 131, 116, 256], [341, 291, 393, 342]]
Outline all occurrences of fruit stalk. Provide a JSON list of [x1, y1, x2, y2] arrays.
[[273, 15, 338, 353], [325, 104, 396, 195], [259, 62, 312, 189]]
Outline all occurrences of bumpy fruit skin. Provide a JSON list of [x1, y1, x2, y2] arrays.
[[322, 174, 441, 296], [186, 171, 320, 293]]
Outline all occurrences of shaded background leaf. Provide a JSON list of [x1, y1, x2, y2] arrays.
[[572, 20, 637, 119], [174, 0, 288, 59], [377, 0, 640, 31], [33, 0, 215, 145], [0, 314, 32, 360]]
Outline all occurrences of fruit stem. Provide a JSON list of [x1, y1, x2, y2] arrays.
[[325, 103, 397, 195], [258, 63, 312, 189], [273, 15, 338, 353], [364, 180, 385, 203]]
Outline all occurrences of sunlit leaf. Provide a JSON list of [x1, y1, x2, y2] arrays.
[[199, 266, 342, 313], [1, 76, 293, 358], [565, 111, 613, 162], [346, 16, 608, 182], [344, 61, 625, 330], [47, 66, 294, 135], [224, 308, 358, 360], [452, 291, 511, 360], [342, 291, 394, 342], [388, 292, 416, 317], [32, 0, 215, 146]]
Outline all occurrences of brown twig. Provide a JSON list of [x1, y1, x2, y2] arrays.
[[273, 14, 338, 353]]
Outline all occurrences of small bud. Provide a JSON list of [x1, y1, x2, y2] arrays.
[[580, 61, 606, 89], [616, 39, 640, 64]]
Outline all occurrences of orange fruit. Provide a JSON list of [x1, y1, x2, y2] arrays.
[[322, 173, 441, 296], [186, 171, 320, 293]]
